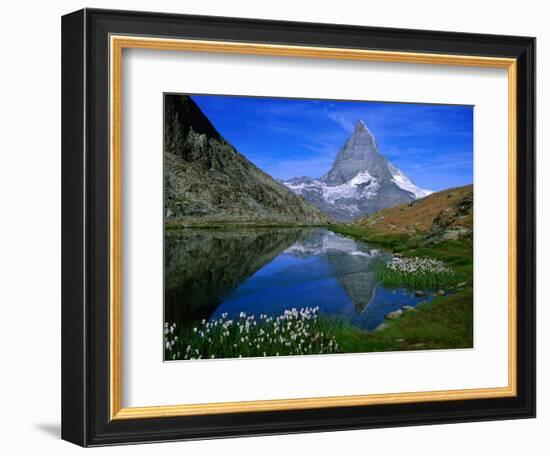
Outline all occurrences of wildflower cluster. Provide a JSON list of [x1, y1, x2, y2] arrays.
[[378, 256, 457, 289], [164, 307, 340, 361], [387, 257, 454, 275], [164, 322, 178, 349]]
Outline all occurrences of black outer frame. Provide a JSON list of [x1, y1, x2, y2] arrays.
[[61, 8, 536, 447]]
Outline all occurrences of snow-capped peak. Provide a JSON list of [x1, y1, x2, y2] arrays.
[[282, 119, 433, 221], [355, 120, 367, 131]]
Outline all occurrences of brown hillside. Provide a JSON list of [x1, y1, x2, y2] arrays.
[[353, 185, 473, 240]]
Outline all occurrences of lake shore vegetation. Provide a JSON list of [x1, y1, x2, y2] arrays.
[[165, 307, 342, 360]]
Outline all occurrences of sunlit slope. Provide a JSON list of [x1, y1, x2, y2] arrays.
[[352, 184, 473, 241]]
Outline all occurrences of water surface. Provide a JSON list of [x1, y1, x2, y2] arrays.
[[165, 228, 433, 331]]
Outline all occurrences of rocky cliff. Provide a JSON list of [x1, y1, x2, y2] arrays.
[[164, 95, 331, 225]]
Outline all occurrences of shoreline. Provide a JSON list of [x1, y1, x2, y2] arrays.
[[165, 222, 333, 231]]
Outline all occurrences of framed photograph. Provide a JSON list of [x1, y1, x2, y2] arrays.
[[61, 8, 535, 446]]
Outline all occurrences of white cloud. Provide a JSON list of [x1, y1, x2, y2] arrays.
[[324, 109, 355, 133]]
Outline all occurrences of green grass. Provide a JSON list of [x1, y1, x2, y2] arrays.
[[332, 290, 473, 352]]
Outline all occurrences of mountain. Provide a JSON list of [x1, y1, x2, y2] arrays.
[[164, 95, 331, 225], [282, 120, 432, 221], [353, 184, 473, 242]]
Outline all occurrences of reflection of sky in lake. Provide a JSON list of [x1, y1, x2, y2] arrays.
[[210, 230, 434, 330]]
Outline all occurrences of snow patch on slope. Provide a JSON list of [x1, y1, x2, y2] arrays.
[[323, 170, 379, 203], [388, 163, 433, 199], [284, 170, 379, 205]]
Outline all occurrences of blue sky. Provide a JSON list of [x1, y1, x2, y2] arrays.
[[192, 95, 473, 191]]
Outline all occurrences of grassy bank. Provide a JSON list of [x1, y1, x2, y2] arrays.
[[326, 224, 473, 351], [333, 289, 473, 352], [330, 224, 473, 286]]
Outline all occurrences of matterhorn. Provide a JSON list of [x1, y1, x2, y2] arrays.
[[282, 120, 432, 221]]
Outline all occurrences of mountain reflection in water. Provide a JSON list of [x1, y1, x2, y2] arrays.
[[165, 228, 432, 331]]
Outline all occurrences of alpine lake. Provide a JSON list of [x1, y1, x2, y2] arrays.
[[164, 227, 450, 360]]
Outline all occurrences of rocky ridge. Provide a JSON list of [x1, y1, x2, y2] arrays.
[[164, 95, 331, 226]]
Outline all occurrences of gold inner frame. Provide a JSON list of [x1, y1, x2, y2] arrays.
[[109, 35, 518, 420]]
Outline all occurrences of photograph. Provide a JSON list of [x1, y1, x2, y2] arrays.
[[163, 94, 474, 361]]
